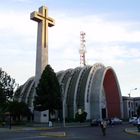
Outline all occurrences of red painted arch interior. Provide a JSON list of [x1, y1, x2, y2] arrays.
[[103, 69, 121, 118]]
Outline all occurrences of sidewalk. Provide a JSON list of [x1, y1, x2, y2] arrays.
[[0, 126, 66, 137], [0, 122, 90, 137], [25, 121, 90, 128]]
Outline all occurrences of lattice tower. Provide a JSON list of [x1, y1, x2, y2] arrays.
[[79, 31, 86, 67]]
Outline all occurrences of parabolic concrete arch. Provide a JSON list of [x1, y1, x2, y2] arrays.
[[85, 63, 105, 119], [87, 65, 123, 120], [14, 63, 123, 120]]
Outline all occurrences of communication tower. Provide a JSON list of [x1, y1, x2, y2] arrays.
[[79, 31, 86, 67]]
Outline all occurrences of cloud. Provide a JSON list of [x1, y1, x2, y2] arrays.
[[0, 8, 140, 96], [49, 14, 140, 66], [49, 13, 140, 96], [12, 0, 32, 3]]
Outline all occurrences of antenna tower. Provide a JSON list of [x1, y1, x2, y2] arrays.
[[79, 31, 86, 67]]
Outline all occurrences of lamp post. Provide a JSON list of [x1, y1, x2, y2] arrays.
[[5, 112, 12, 129], [128, 88, 137, 118], [128, 88, 137, 98], [61, 83, 65, 127]]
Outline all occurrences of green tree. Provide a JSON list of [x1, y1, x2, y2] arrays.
[[0, 68, 17, 104], [8, 101, 31, 121], [34, 65, 62, 114]]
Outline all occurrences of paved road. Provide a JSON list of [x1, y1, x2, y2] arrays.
[[0, 124, 139, 140]]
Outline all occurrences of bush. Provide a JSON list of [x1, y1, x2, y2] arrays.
[[75, 111, 87, 122]]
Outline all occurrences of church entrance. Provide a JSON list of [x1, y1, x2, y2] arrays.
[[102, 108, 106, 119], [103, 69, 121, 118]]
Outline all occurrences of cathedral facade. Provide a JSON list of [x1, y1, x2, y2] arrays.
[[14, 63, 123, 120], [14, 6, 123, 121]]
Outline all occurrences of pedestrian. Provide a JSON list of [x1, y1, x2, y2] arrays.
[[48, 121, 53, 127], [137, 116, 140, 132], [109, 118, 112, 126], [100, 119, 107, 136]]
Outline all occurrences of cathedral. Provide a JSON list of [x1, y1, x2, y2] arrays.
[[14, 6, 123, 121], [15, 63, 123, 120]]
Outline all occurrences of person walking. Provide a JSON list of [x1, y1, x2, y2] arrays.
[[137, 116, 140, 132], [100, 119, 107, 136]]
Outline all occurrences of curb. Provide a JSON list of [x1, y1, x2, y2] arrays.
[[40, 131, 66, 137], [125, 128, 140, 136], [0, 127, 53, 132]]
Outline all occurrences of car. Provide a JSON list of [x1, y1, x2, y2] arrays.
[[129, 117, 137, 124], [90, 119, 101, 126], [132, 119, 138, 126], [111, 117, 122, 125], [129, 117, 138, 126]]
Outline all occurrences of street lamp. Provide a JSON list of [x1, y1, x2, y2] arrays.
[[128, 88, 137, 97], [128, 88, 137, 118], [60, 83, 65, 127], [5, 112, 12, 129]]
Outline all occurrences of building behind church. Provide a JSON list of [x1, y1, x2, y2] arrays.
[[123, 96, 140, 119]]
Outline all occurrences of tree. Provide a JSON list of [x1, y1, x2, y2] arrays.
[[34, 65, 62, 114], [8, 101, 31, 121], [0, 68, 18, 122], [0, 68, 17, 104]]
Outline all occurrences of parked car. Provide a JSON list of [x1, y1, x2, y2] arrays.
[[111, 117, 122, 125], [90, 119, 101, 126], [132, 119, 138, 126], [129, 117, 138, 126], [129, 117, 137, 124]]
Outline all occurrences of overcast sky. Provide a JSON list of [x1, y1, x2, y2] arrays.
[[0, 0, 140, 97]]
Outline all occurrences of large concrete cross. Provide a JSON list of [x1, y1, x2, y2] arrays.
[[30, 6, 55, 85]]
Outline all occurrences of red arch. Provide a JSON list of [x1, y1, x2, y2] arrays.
[[103, 69, 121, 118]]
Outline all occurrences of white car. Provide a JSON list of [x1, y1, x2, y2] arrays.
[[129, 117, 137, 123], [111, 117, 122, 124]]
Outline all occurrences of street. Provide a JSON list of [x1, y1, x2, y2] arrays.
[[0, 124, 139, 140]]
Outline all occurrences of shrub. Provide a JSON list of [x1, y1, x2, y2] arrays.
[[75, 111, 87, 122]]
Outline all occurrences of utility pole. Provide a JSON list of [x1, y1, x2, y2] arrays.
[[61, 83, 65, 127], [128, 88, 137, 118]]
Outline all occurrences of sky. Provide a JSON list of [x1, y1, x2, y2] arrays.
[[0, 0, 140, 97]]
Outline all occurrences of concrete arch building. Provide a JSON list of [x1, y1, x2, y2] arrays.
[[14, 63, 123, 120]]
